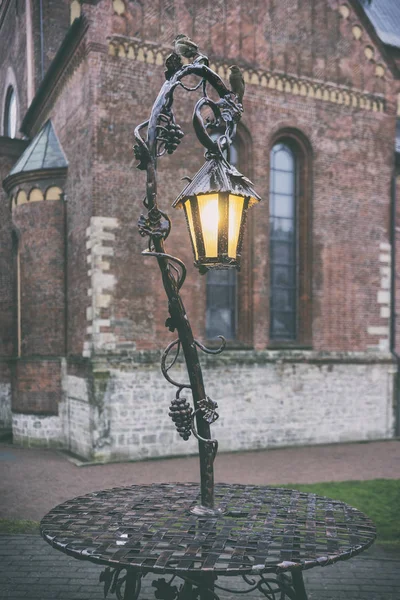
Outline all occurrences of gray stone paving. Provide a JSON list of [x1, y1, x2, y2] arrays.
[[0, 535, 399, 600], [1, 440, 400, 598]]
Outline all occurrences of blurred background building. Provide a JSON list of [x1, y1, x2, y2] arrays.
[[0, 0, 399, 461]]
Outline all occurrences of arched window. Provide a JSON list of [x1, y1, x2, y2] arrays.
[[4, 86, 17, 138], [269, 143, 297, 340], [206, 138, 239, 341], [269, 135, 312, 345]]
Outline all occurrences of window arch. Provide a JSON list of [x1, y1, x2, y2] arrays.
[[4, 86, 17, 138], [269, 132, 312, 346]]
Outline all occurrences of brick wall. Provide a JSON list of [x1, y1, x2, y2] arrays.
[[0, 0, 28, 134], [31, 0, 70, 89], [1, 0, 398, 452], [79, 0, 397, 355], [0, 140, 26, 431], [0, 150, 18, 357], [13, 200, 65, 356], [51, 59, 94, 357], [13, 359, 62, 414]]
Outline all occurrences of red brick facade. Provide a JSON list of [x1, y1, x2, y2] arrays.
[[0, 0, 399, 452]]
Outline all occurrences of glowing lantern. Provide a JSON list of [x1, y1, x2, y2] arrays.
[[173, 157, 261, 272]]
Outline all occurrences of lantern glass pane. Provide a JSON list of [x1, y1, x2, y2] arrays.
[[184, 200, 198, 259], [228, 194, 244, 258], [197, 193, 219, 258]]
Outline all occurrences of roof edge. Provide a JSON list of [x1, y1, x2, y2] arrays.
[[21, 16, 89, 137], [349, 0, 400, 78], [173, 157, 261, 208], [3, 167, 68, 195]]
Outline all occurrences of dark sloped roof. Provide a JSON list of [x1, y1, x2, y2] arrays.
[[9, 120, 68, 176], [173, 157, 261, 208], [362, 0, 400, 49]]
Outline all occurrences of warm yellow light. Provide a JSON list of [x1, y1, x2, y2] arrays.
[[197, 193, 219, 257], [184, 200, 198, 259], [228, 194, 245, 258]]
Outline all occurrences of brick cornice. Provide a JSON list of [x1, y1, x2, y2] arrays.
[[81, 350, 396, 369], [21, 16, 90, 137], [108, 36, 387, 113]]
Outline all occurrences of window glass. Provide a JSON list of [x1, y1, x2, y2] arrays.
[[270, 143, 297, 340], [206, 132, 238, 340], [206, 269, 237, 340]]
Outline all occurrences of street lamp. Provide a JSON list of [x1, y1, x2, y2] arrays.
[[173, 154, 261, 272], [135, 43, 261, 515]]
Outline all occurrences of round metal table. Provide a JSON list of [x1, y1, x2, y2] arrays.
[[40, 482, 376, 600]]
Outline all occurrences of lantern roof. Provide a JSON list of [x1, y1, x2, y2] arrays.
[[173, 157, 261, 209]]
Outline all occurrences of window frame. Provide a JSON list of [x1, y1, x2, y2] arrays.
[[205, 125, 254, 347], [268, 129, 313, 349]]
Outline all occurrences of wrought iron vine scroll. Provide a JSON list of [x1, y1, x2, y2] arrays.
[[99, 567, 302, 600]]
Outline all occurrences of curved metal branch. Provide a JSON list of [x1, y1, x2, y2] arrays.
[[142, 250, 186, 290], [177, 78, 205, 92], [146, 63, 234, 162], [191, 409, 218, 459], [258, 574, 298, 600], [161, 339, 191, 390], [195, 336, 226, 355]]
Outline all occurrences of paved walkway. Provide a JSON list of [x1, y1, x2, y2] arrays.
[[1, 439, 399, 521], [0, 535, 399, 600], [1, 439, 400, 599]]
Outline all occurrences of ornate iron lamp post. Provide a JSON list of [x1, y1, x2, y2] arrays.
[[135, 40, 260, 515], [39, 36, 377, 600]]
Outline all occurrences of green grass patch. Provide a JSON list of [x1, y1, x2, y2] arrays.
[[0, 519, 39, 534], [289, 479, 400, 544]]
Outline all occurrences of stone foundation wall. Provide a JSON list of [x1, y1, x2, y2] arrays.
[[12, 412, 62, 447], [60, 352, 396, 462], [0, 381, 11, 429], [61, 374, 91, 458]]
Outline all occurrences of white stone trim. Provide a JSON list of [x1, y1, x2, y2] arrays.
[[367, 243, 391, 351], [83, 217, 119, 357]]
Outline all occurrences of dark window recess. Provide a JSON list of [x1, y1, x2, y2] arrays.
[[206, 135, 239, 340], [206, 269, 237, 340], [269, 143, 297, 340], [4, 86, 17, 139]]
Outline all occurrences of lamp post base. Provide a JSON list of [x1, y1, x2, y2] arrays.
[[189, 504, 224, 517]]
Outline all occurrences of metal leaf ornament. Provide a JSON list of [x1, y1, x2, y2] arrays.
[[137, 207, 171, 240], [133, 142, 150, 170], [152, 578, 178, 600], [198, 396, 219, 424]]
